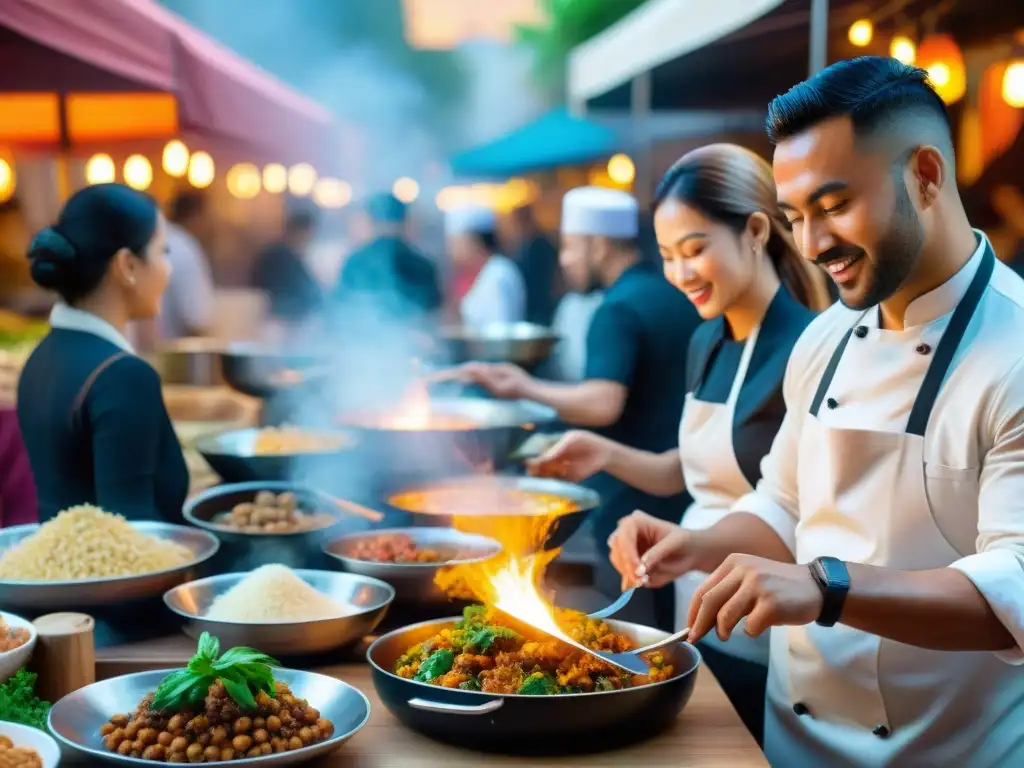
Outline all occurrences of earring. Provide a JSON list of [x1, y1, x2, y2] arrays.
[[128, 276, 137, 286]]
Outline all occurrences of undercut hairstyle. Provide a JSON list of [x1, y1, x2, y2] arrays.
[[766, 56, 954, 162]]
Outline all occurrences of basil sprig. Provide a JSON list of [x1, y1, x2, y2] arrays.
[[152, 632, 280, 712]]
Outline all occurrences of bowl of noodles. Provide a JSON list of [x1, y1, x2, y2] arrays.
[[367, 605, 700, 754], [0, 505, 220, 611]]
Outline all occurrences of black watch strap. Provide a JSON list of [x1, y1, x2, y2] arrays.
[[810, 556, 850, 627]]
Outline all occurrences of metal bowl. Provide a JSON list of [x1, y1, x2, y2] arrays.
[[163, 569, 394, 655], [387, 475, 600, 552], [194, 429, 356, 485], [219, 343, 324, 400], [368, 616, 701, 754], [184, 482, 354, 571], [153, 337, 226, 387], [438, 323, 560, 369], [49, 667, 371, 766], [323, 527, 502, 605], [0, 523, 220, 613]]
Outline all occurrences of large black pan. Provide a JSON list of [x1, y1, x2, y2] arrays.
[[219, 342, 325, 400], [367, 616, 701, 755]]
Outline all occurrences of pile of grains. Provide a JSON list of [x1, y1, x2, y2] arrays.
[[205, 565, 351, 623]]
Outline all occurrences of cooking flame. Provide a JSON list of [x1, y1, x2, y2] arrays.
[[435, 507, 575, 643], [384, 380, 432, 430]]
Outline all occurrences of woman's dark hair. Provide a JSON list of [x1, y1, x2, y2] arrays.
[[653, 144, 831, 311], [27, 183, 159, 305]]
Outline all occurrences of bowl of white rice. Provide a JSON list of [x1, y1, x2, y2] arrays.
[[163, 565, 394, 655]]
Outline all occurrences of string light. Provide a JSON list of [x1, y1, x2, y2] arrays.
[[187, 151, 215, 188], [0, 159, 14, 204], [262, 163, 287, 194], [312, 178, 352, 208], [848, 19, 873, 47], [85, 154, 116, 185], [889, 36, 916, 65], [393, 177, 419, 203], [226, 163, 261, 199], [607, 154, 636, 185], [287, 163, 317, 197], [162, 140, 189, 177], [123, 155, 153, 191], [1003, 61, 1024, 108]]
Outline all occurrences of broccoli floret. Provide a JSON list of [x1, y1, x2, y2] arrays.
[[463, 625, 522, 653], [518, 672, 558, 696], [458, 677, 482, 691], [455, 605, 488, 629]]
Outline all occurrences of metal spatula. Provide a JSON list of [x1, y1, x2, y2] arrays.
[[587, 588, 635, 620]]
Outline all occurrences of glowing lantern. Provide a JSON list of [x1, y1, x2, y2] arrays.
[[848, 19, 873, 48], [262, 163, 287, 194], [162, 140, 189, 177], [979, 61, 1024, 171], [889, 36, 916, 65], [226, 163, 261, 199], [287, 163, 317, 197], [1003, 61, 1024, 108], [123, 155, 152, 191], [187, 151, 215, 188], [85, 154, 116, 185], [918, 34, 966, 105], [311, 178, 351, 209], [0, 159, 14, 204], [607, 154, 635, 185], [393, 177, 419, 203]]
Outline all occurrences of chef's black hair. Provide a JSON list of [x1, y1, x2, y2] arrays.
[[654, 144, 831, 311], [284, 209, 317, 236], [27, 183, 158, 306], [168, 191, 206, 224], [766, 56, 953, 162], [467, 230, 500, 253]]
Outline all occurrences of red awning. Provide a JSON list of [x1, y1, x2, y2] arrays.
[[0, 0, 336, 167]]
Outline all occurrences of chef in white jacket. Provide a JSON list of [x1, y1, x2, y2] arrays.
[[550, 290, 603, 380], [446, 204, 525, 329], [608, 57, 1024, 767]]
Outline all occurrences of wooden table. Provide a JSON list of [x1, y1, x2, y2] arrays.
[[94, 637, 768, 767]]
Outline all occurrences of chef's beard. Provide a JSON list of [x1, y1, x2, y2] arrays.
[[840, 177, 925, 311]]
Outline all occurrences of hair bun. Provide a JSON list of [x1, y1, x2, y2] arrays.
[[27, 227, 78, 291]]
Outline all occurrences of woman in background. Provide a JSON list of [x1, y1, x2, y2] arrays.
[[531, 144, 831, 743], [17, 183, 187, 522]]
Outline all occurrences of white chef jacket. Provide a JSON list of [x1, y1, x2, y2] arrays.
[[459, 254, 526, 329], [159, 222, 215, 339], [731, 232, 1024, 764], [551, 291, 603, 381]]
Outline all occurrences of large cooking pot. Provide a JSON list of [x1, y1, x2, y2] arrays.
[[368, 616, 701, 755], [437, 322, 560, 370], [154, 338, 225, 386], [219, 342, 325, 400]]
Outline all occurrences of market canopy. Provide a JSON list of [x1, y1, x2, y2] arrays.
[[450, 108, 620, 179], [0, 0, 336, 166]]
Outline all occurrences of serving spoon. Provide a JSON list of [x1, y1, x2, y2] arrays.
[[587, 588, 636, 620]]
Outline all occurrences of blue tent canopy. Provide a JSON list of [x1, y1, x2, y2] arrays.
[[449, 108, 620, 179]]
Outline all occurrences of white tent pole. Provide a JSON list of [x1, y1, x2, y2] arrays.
[[809, 0, 830, 74]]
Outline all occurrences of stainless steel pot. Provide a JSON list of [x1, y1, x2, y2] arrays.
[[438, 323, 560, 369]]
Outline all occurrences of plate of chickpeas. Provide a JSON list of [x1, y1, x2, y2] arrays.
[[212, 491, 339, 536], [47, 668, 370, 765]]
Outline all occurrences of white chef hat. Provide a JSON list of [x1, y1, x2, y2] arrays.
[[561, 186, 639, 239], [445, 204, 497, 237]]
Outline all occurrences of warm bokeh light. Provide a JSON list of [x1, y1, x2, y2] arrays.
[[0, 159, 14, 204], [123, 155, 152, 191], [848, 19, 873, 47], [311, 177, 352, 208], [187, 151, 215, 188], [1003, 61, 1024, 108], [262, 163, 287, 194], [226, 163, 262, 199], [161, 140, 189, 178], [889, 36, 916, 65], [287, 163, 317, 197], [85, 154, 116, 185], [918, 34, 966, 105], [393, 176, 419, 203], [606, 153, 635, 185]]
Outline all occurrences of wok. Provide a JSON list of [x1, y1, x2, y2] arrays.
[[438, 322, 560, 369], [194, 427, 356, 484], [219, 342, 325, 399], [387, 475, 599, 551], [368, 616, 701, 755]]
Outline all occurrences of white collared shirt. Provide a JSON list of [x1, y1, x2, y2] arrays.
[[459, 254, 526, 329], [732, 231, 1024, 661], [49, 303, 135, 353], [159, 222, 215, 339]]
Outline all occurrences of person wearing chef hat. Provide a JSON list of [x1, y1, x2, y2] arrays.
[[609, 56, 1024, 767], [458, 185, 702, 632], [446, 204, 526, 328]]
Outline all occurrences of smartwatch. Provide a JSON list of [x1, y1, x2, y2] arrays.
[[809, 556, 850, 627]]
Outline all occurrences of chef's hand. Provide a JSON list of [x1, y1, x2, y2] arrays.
[[687, 555, 823, 641], [527, 430, 611, 482], [457, 362, 531, 399], [607, 511, 697, 592]]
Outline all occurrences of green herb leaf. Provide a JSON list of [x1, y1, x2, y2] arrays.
[[197, 632, 220, 661], [458, 676, 481, 691], [216, 647, 280, 668], [220, 671, 257, 711], [414, 649, 454, 682], [518, 672, 558, 696], [152, 670, 200, 711], [0, 668, 51, 731]]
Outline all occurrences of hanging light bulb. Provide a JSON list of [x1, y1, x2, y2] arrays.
[[606, 154, 635, 185], [1003, 60, 1024, 108], [85, 154, 116, 185], [311, 178, 352, 209], [848, 19, 874, 47], [287, 163, 317, 197], [187, 151, 215, 188], [123, 155, 153, 191], [918, 34, 967, 104], [162, 140, 189, 177], [262, 163, 288, 194], [889, 36, 916, 65], [392, 177, 419, 203], [226, 163, 262, 199], [0, 159, 14, 204]]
